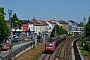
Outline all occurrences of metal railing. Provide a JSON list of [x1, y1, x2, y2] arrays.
[[0, 33, 49, 60], [1, 41, 34, 60]]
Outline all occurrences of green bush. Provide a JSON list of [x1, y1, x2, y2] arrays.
[[87, 43, 90, 54], [50, 24, 68, 37]]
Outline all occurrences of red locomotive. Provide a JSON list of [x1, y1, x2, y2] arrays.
[[45, 41, 56, 52], [45, 34, 66, 52]]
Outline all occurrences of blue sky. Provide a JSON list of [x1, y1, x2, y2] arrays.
[[0, 0, 90, 23]]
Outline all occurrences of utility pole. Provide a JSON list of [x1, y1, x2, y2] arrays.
[[15, 21, 22, 46], [33, 17, 35, 33], [40, 18, 41, 32], [55, 24, 56, 37], [84, 17, 86, 40], [53, 17, 56, 37], [8, 9, 12, 60]]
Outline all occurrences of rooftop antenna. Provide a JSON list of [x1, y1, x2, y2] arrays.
[[33, 17, 35, 24], [33, 17, 35, 20], [28, 19, 29, 21], [53, 17, 55, 20], [87, 9, 90, 16], [61, 17, 62, 20]]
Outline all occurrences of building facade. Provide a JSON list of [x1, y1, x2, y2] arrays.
[[76, 22, 85, 34], [47, 20, 56, 33], [68, 20, 77, 34], [31, 19, 42, 34], [56, 20, 68, 33]]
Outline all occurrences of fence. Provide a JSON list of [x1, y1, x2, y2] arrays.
[[0, 33, 49, 60], [1, 41, 34, 60]]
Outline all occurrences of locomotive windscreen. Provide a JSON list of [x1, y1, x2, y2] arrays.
[[46, 43, 53, 47]]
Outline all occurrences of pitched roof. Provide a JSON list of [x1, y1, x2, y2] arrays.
[[58, 20, 68, 24], [23, 20, 33, 24], [77, 22, 84, 27], [48, 20, 55, 24], [39, 20, 48, 26], [68, 20, 76, 23], [31, 19, 42, 26]]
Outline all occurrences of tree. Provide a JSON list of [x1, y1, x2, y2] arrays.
[[86, 16, 90, 38], [87, 16, 90, 23], [10, 13, 19, 28], [0, 7, 9, 43], [50, 24, 67, 37], [10, 13, 23, 30]]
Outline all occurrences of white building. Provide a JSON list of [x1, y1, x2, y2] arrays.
[[47, 20, 56, 33]]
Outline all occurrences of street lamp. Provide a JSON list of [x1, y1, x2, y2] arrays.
[[8, 9, 12, 36], [8, 9, 12, 60], [15, 21, 22, 46]]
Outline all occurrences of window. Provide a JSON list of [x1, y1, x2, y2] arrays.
[[46, 43, 53, 47]]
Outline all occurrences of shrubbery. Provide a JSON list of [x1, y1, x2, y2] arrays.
[[50, 24, 68, 37], [83, 42, 90, 54]]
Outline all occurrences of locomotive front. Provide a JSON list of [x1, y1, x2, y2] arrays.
[[45, 41, 56, 52]]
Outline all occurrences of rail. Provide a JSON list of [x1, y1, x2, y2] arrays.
[[38, 35, 66, 60], [55, 36, 80, 60], [48, 36, 81, 60]]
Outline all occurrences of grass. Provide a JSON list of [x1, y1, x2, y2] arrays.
[[79, 46, 89, 55], [79, 46, 90, 60], [78, 39, 90, 59]]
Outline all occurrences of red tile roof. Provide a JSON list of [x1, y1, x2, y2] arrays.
[[31, 19, 42, 26], [39, 20, 48, 26], [48, 20, 55, 24], [31, 19, 48, 26]]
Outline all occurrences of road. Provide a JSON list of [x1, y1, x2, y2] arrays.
[[0, 40, 33, 60]]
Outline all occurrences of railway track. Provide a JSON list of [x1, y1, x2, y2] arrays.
[[55, 36, 81, 60], [38, 54, 52, 60], [38, 36, 81, 60], [73, 38, 81, 60], [54, 36, 74, 60]]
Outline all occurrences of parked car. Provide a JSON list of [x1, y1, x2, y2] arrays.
[[1, 43, 11, 51], [4, 37, 11, 44], [12, 35, 19, 42], [12, 38, 18, 42]]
